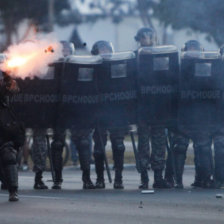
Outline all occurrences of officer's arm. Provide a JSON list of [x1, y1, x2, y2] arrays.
[[3, 72, 20, 94]]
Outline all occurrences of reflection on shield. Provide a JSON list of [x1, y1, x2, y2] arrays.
[[111, 63, 127, 78], [195, 63, 212, 77], [78, 68, 93, 81], [153, 57, 169, 71]]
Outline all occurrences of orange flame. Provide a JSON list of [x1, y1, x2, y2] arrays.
[[6, 53, 37, 69], [0, 39, 63, 79]]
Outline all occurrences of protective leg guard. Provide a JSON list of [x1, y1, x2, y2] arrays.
[[4, 165, 19, 202]]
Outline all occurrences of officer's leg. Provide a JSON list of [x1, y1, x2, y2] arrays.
[[193, 133, 213, 188], [32, 130, 48, 190], [0, 163, 7, 190], [110, 128, 126, 189], [151, 126, 171, 189], [214, 128, 224, 187], [51, 132, 65, 189], [0, 142, 19, 201], [172, 133, 189, 189], [73, 130, 95, 189], [93, 129, 107, 189], [137, 124, 150, 189]]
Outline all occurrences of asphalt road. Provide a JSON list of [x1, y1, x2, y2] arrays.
[[0, 166, 224, 224]]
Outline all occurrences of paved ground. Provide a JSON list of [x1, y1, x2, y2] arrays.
[[0, 166, 224, 224]]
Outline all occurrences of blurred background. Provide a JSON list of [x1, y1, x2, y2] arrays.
[[0, 0, 222, 53]]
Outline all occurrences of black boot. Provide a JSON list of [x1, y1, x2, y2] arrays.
[[82, 170, 95, 189], [4, 165, 19, 202], [52, 170, 63, 190], [202, 177, 214, 189], [9, 190, 19, 202], [95, 170, 105, 189], [34, 171, 48, 190], [139, 170, 149, 189], [191, 175, 203, 188], [174, 154, 185, 189], [153, 170, 171, 189], [95, 155, 105, 189], [113, 148, 125, 189], [114, 170, 124, 189]]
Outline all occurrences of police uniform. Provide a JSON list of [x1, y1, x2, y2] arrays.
[[93, 127, 126, 189], [133, 30, 171, 188], [32, 129, 48, 189], [51, 128, 94, 189]]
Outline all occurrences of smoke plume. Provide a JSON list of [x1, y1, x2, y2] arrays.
[[0, 35, 63, 79]]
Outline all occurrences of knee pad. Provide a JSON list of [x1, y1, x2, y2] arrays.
[[1, 144, 17, 165], [111, 138, 125, 152], [79, 138, 90, 150]]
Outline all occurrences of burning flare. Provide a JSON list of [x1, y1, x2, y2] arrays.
[[6, 53, 37, 68], [0, 37, 63, 79]]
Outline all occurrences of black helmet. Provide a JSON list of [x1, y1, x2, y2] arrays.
[[182, 40, 203, 52], [220, 45, 224, 55], [91, 41, 114, 55], [134, 27, 157, 42], [60, 41, 75, 56]]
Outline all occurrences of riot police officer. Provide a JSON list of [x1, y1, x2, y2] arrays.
[[0, 71, 25, 201], [51, 41, 95, 190], [91, 41, 127, 189], [135, 27, 171, 189], [180, 40, 214, 188]]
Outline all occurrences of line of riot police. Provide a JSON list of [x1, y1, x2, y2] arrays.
[[1, 27, 224, 202]]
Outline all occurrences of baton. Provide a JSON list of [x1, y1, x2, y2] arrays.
[[96, 126, 112, 183], [130, 131, 141, 173], [166, 131, 177, 183], [46, 135, 55, 182]]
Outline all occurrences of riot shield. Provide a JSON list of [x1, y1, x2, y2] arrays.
[[10, 64, 60, 129], [137, 45, 179, 127], [97, 52, 137, 128], [178, 51, 224, 136], [57, 55, 102, 129], [0, 54, 60, 129]]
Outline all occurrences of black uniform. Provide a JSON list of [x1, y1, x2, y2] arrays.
[[0, 73, 25, 201]]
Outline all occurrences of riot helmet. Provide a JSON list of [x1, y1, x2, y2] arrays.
[[182, 40, 203, 52], [60, 41, 75, 57], [91, 41, 114, 55], [135, 27, 157, 47]]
